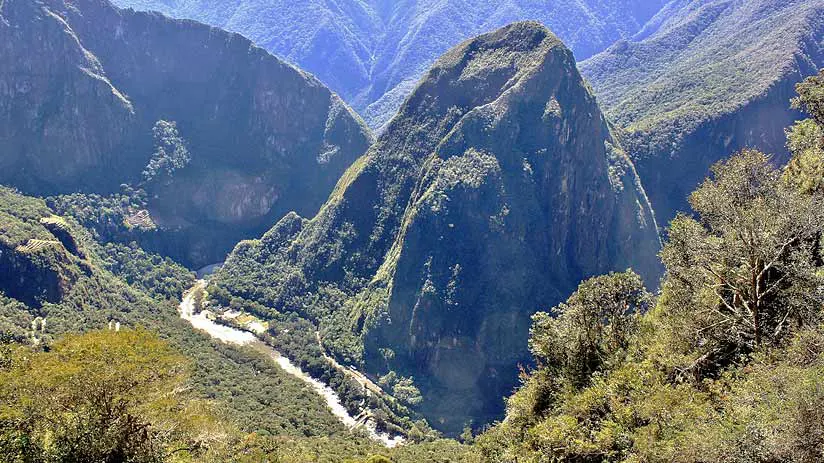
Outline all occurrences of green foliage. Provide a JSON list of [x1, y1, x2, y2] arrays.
[[649, 327, 824, 463], [391, 377, 423, 407], [207, 283, 429, 438], [477, 145, 824, 462], [378, 370, 398, 387], [212, 21, 661, 435], [480, 326, 824, 463], [228, 435, 473, 462], [530, 270, 650, 390], [0, 329, 231, 462], [793, 70, 824, 126], [0, 187, 57, 249], [0, 188, 350, 440], [47, 188, 153, 242], [224, 434, 375, 463], [784, 119, 824, 194], [99, 242, 195, 301], [662, 150, 824, 376], [142, 120, 191, 184], [477, 73, 824, 458], [7, 3, 822, 459], [784, 71, 824, 195], [0, 294, 32, 344]]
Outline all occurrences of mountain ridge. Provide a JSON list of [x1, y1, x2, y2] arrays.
[[581, 0, 824, 221], [111, 0, 670, 129]]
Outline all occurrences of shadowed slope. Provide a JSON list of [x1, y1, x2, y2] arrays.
[[581, 0, 824, 221], [0, 0, 373, 266]]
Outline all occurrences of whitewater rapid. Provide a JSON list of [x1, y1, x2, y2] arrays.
[[179, 280, 403, 447]]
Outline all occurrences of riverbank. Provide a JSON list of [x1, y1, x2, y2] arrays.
[[179, 281, 403, 447]]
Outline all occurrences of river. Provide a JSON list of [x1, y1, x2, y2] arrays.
[[179, 280, 403, 447]]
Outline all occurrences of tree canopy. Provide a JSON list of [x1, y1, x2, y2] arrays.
[[530, 270, 650, 390], [474, 72, 824, 463], [142, 120, 191, 185], [662, 149, 824, 377], [0, 329, 230, 462]]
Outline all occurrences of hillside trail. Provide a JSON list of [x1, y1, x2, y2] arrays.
[[315, 331, 387, 398]]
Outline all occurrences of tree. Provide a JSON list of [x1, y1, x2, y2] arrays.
[[474, 79, 824, 463], [392, 376, 423, 407], [142, 120, 191, 185], [378, 370, 398, 387], [792, 70, 824, 126], [784, 71, 824, 194], [362, 456, 392, 463], [475, 271, 652, 461], [192, 285, 206, 314], [662, 150, 824, 377], [784, 119, 824, 194], [529, 270, 650, 389], [0, 329, 230, 462], [460, 423, 475, 445]]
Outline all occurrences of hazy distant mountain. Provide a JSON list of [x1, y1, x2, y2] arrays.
[[109, 0, 824, 223], [213, 22, 662, 433], [581, 0, 824, 222], [0, 0, 373, 266], [111, 0, 669, 129]]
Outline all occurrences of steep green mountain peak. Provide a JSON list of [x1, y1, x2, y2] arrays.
[[214, 21, 662, 433]]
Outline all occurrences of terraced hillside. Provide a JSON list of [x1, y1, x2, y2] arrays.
[[0, 187, 355, 438]]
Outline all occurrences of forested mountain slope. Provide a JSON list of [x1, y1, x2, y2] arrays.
[[475, 71, 824, 462], [0, 186, 477, 461], [0, 187, 349, 439], [581, 0, 824, 222], [213, 22, 662, 433], [111, 0, 669, 129], [0, 0, 372, 267]]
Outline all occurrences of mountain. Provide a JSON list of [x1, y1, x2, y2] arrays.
[[0, 0, 373, 267], [581, 0, 824, 222], [111, 0, 669, 129], [212, 22, 662, 433]]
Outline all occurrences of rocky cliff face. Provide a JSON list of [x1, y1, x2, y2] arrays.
[[0, 0, 373, 266], [216, 22, 661, 432], [580, 0, 824, 222]]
